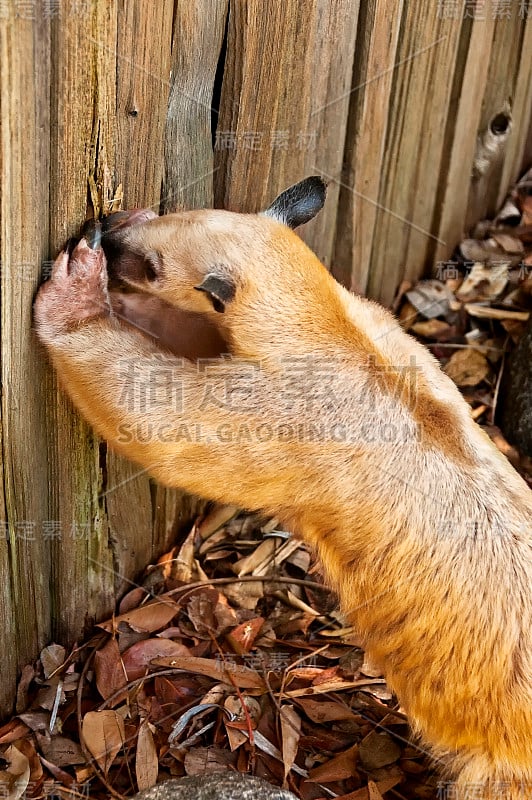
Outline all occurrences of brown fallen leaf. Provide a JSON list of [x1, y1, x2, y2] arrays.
[[223, 695, 261, 751], [121, 638, 190, 681], [82, 710, 125, 774], [359, 731, 401, 770], [367, 781, 385, 800], [456, 262, 508, 302], [284, 677, 383, 698], [152, 656, 267, 690], [295, 697, 357, 724], [35, 733, 85, 767], [94, 637, 127, 701], [411, 319, 452, 339], [0, 720, 30, 745], [12, 739, 42, 785], [307, 743, 359, 782], [336, 775, 401, 799], [406, 281, 454, 319], [97, 599, 179, 635], [119, 587, 149, 615], [444, 348, 490, 387], [183, 746, 236, 776], [0, 745, 30, 800], [464, 303, 529, 322], [198, 504, 238, 540], [15, 665, 35, 715], [280, 705, 301, 783], [225, 618, 265, 654], [491, 233, 524, 254], [40, 644, 66, 679], [136, 720, 158, 791]]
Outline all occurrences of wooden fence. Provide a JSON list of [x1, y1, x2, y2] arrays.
[[1, 0, 531, 718]]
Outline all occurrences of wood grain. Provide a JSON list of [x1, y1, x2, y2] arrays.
[[366, 2, 465, 305], [434, 13, 496, 266], [164, 0, 228, 211], [0, 7, 52, 714], [332, 0, 404, 293], [214, 0, 359, 266]]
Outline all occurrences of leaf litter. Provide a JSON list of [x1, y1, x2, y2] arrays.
[[2, 171, 532, 800]]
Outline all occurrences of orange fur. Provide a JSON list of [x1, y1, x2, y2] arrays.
[[34, 208, 532, 799]]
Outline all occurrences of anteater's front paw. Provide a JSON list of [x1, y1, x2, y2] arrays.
[[34, 238, 111, 342]]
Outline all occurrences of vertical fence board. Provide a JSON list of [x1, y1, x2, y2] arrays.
[[116, 0, 174, 210], [331, 0, 404, 293], [0, 8, 51, 713], [434, 15, 496, 266], [48, 1, 118, 642], [106, 0, 175, 595], [214, 0, 359, 265], [465, 10, 530, 228], [496, 13, 532, 209], [366, 3, 465, 304], [163, 0, 228, 212]]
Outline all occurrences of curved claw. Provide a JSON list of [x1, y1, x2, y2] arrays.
[[80, 219, 102, 250]]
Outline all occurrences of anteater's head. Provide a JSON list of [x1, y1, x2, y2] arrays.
[[99, 177, 335, 357]]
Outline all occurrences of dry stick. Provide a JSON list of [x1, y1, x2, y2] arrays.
[[212, 638, 257, 769], [164, 574, 335, 602], [490, 335, 509, 424]]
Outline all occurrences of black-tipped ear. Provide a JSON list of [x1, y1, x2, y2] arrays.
[[194, 273, 236, 313], [263, 176, 327, 229]]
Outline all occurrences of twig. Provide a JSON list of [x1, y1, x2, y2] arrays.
[[490, 336, 509, 424]]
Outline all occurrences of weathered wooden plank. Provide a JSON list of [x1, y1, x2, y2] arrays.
[[116, 0, 174, 209], [466, 8, 529, 228], [366, 2, 465, 304], [496, 12, 532, 208], [106, 0, 175, 595], [163, 0, 228, 211], [214, 0, 359, 266], [0, 7, 51, 715], [48, 1, 118, 642], [434, 14, 496, 266], [332, 0, 405, 293]]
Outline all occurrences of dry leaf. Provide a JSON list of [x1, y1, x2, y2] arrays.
[[398, 301, 418, 330], [12, 739, 42, 784], [444, 349, 490, 387], [280, 705, 301, 781], [295, 698, 356, 724], [98, 599, 179, 634], [491, 233, 524, 254], [406, 281, 454, 319], [359, 731, 401, 770], [121, 638, 190, 681], [36, 734, 85, 767], [136, 721, 158, 791], [225, 618, 265, 654], [183, 746, 235, 776], [308, 743, 359, 782], [119, 587, 149, 614], [411, 319, 452, 339], [82, 710, 125, 774], [198, 505, 238, 540], [367, 781, 385, 800], [94, 638, 127, 701], [40, 644, 66, 679], [0, 745, 30, 800], [456, 262, 508, 302], [151, 656, 266, 690], [15, 666, 35, 715]]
